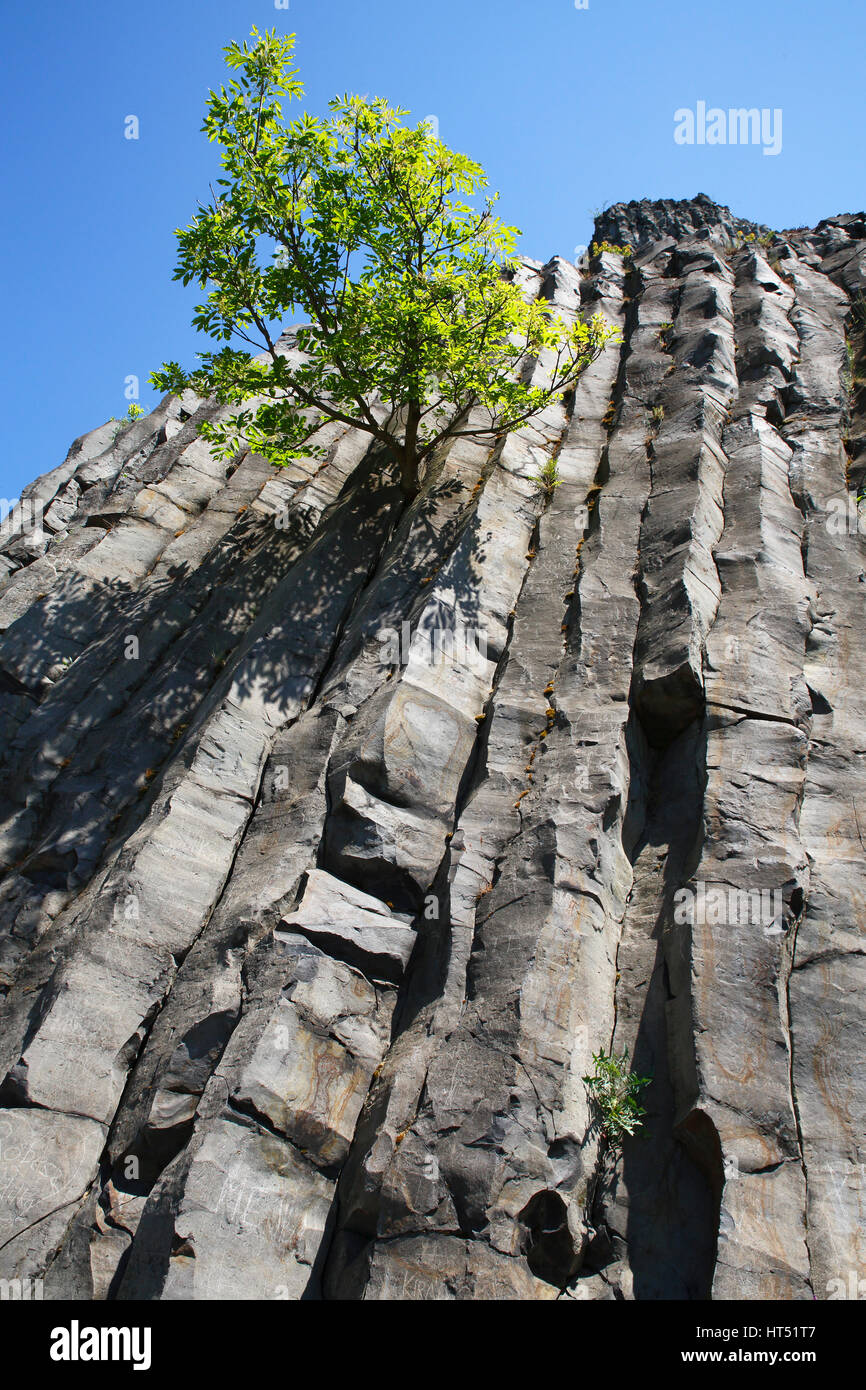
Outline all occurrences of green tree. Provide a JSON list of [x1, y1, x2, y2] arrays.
[[152, 28, 617, 499]]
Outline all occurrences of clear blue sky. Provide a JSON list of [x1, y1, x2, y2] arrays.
[[2, 0, 863, 503]]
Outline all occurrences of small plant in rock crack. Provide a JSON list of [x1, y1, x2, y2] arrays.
[[650, 404, 665, 424], [111, 404, 144, 440], [531, 456, 563, 496], [732, 229, 776, 252], [590, 240, 633, 260], [583, 1047, 651, 1144]]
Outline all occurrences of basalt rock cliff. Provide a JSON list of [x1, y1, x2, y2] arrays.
[[0, 196, 864, 1301]]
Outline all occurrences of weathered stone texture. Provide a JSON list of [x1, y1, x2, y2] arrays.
[[0, 198, 864, 1300]]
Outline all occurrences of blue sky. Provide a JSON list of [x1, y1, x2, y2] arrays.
[[2, 0, 863, 504]]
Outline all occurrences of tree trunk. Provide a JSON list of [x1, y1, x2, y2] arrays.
[[399, 450, 418, 498], [399, 402, 421, 498]]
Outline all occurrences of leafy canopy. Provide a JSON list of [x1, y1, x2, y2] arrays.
[[152, 28, 618, 495]]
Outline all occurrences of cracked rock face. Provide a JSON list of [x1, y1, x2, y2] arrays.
[[0, 197, 864, 1301]]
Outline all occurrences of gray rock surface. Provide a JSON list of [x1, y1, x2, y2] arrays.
[[0, 198, 864, 1300]]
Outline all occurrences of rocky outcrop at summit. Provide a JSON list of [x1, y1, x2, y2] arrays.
[[0, 197, 864, 1301]]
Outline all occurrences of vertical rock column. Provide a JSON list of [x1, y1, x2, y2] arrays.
[[676, 247, 815, 1300], [783, 233, 866, 1300]]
